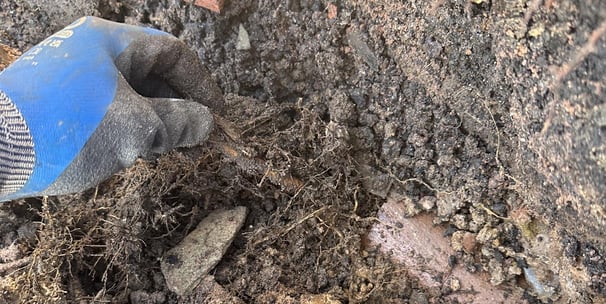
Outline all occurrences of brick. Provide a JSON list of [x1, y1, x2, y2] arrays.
[[191, 0, 225, 13], [367, 201, 526, 303]]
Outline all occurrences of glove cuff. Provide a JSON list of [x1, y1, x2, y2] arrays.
[[0, 90, 35, 196]]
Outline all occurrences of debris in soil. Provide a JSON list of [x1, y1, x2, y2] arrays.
[[346, 30, 379, 72], [523, 267, 556, 301], [367, 200, 525, 303], [189, 0, 225, 13], [161, 206, 247, 296], [236, 24, 251, 51]]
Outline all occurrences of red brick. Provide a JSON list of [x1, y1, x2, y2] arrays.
[[191, 0, 224, 13]]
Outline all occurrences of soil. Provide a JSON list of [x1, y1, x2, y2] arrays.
[[0, 0, 605, 303]]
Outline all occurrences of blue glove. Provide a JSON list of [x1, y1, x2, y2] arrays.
[[0, 16, 223, 202]]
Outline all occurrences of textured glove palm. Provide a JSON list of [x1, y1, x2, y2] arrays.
[[0, 17, 223, 201]]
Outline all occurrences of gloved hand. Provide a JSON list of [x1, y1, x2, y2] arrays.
[[0, 16, 224, 202]]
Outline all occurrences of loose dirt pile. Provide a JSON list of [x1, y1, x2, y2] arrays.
[[0, 0, 604, 303]]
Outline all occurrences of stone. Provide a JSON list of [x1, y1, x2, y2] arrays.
[[236, 24, 251, 51], [161, 206, 247, 296]]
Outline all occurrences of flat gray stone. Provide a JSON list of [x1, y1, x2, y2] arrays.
[[161, 206, 247, 296]]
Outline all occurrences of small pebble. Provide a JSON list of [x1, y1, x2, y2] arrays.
[[419, 196, 436, 211], [236, 24, 251, 50], [449, 277, 461, 291]]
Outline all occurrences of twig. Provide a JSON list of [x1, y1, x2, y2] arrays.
[[214, 141, 304, 193], [387, 170, 439, 193], [280, 206, 328, 237]]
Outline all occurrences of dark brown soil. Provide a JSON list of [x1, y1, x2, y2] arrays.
[[0, 0, 604, 303]]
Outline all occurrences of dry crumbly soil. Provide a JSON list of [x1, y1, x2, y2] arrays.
[[0, 0, 605, 303]]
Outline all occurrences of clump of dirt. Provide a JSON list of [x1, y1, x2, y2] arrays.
[[0, 0, 605, 303]]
